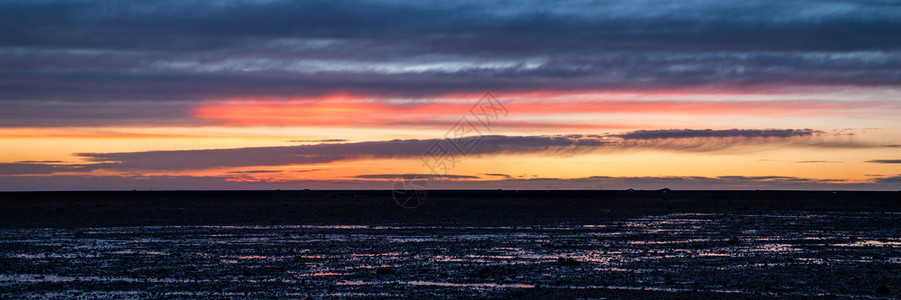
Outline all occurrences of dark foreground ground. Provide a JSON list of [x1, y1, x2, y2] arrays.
[[0, 190, 899, 299]]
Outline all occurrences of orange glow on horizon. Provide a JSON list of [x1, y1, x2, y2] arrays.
[[2, 89, 899, 190], [193, 91, 898, 127]]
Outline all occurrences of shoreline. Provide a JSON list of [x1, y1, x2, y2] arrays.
[[2, 190, 898, 228]]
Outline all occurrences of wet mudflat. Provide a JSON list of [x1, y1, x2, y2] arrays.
[[0, 191, 899, 298]]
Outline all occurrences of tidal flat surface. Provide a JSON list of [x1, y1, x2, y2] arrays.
[[0, 190, 899, 298], [2, 213, 900, 298]]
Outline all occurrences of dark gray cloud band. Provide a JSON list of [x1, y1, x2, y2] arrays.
[[0, 128, 882, 175], [867, 159, 901, 164], [614, 129, 821, 140], [3, 0, 901, 126]]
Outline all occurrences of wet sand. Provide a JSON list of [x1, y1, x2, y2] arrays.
[[1, 190, 899, 298]]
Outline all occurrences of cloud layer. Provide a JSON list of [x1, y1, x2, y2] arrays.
[[614, 129, 821, 140], [0, 129, 881, 175], [2, 1, 899, 191], [3, 0, 901, 125]]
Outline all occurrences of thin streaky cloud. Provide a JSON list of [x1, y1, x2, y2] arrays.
[[613, 129, 822, 140], [32, 130, 874, 173], [866, 159, 901, 164]]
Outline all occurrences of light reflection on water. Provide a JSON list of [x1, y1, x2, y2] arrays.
[[1, 212, 899, 298]]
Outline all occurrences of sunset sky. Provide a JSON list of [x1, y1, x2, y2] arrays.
[[1, 0, 900, 190]]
